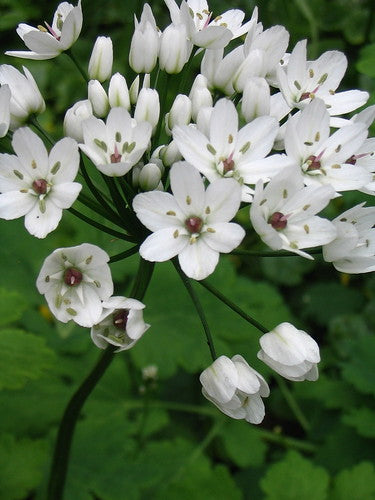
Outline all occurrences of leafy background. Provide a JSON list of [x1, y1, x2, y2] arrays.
[[0, 0, 374, 498]]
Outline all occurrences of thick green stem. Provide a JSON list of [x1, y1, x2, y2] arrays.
[[46, 258, 154, 500], [173, 260, 217, 361], [199, 279, 268, 334], [109, 245, 140, 263]]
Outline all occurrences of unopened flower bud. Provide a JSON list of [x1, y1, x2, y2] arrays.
[[167, 94, 192, 134], [0, 84, 10, 138], [189, 74, 213, 121], [134, 88, 160, 134], [88, 36, 113, 82], [108, 73, 130, 110], [88, 79, 109, 117], [129, 76, 140, 105], [64, 99, 93, 142], [159, 23, 191, 74], [139, 162, 162, 191], [160, 140, 182, 166], [241, 77, 270, 121], [129, 4, 159, 73], [233, 49, 264, 93]]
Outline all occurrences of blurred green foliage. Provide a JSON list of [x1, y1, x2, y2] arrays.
[[0, 0, 374, 498]]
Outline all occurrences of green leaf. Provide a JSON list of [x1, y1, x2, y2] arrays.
[[342, 408, 375, 438], [0, 329, 55, 390], [331, 462, 375, 500], [260, 256, 314, 286], [0, 434, 48, 500], [260, 450, 330, 500], [220, 419, 267, 467], [0, 288, 27, 327], [341, 336, 375, 396]]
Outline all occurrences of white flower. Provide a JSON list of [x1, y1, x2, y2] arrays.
[[257, 322, 320, 382], [0, 85, 11, 138], [79, 107, 152, 177], [250, 167, 337, 258], [322, 203, 375, 274], [0, 127, 81, 238], [173, 98, 290, 202], [129, 4, 159, 74], [200, 355, 270, 424], [284, 98, 372, 192], [91, 296, 150, 352], [133, 162, 245, 280], [6, 1, 83, 60], [36, 243, 114, 327], [0, 65, 45, 130], [276, 40, 368, 122], [88, 36, 113, 82], [63, 99, 93, 142]]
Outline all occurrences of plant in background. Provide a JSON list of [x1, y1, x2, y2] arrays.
[[0, 0, 374, 498]]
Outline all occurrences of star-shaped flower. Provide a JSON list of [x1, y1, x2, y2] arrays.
[[133, 161, 245, 280]]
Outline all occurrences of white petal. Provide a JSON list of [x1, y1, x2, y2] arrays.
[[139, 228, 188, 261], [24, 199, 62, 238], [49, 137, 80, 182], [12, 127, 49, 177], [203, 222, 245, 253], [244, 393, 266, 424], [0, 191, 36, 219], [133, 191, 185, 231], [209, 99, 238, 154], [205, 178, 242, 223], [173, 125, 215, 178], [50, 182, 82, 209], [178, 239, 219, 280], [199, 355, 238, 403], [170, 162, 205, 215]]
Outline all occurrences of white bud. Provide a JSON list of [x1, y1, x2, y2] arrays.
[[88, 36, 113, 82], [132, 163, 142, 187], [129, 75, 140, 105], [139, 162, 162, 191], [159, 23, 192, 74], [0, 84, 11, 138], [63, 99, 93, 142], [88, 80, 109, 117], [241, 77, 270, 121], [160, 140, 182, 166], [129, 4, 159, 74], [167, 94, 192, 133], [196, 106, 213, 136], [108, 73, 130, 110], [189, 74, 213, 121], [134, 88, 160, 134]]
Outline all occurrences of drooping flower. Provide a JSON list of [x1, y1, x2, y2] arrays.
[[173, 98, 291, 201], [0, 127, 81, 238], [200, 355, 270, 424], [322, 203, 375, 274], [36, 243, 114, 327], [79, 107, 152, 176], [91, 296, 150, 352], [0, 65, 45, 130], [133, 162, 245, 280], [6, 1, 83, 60], [250, 167, 337, 258], [257, 322, 320, 381]]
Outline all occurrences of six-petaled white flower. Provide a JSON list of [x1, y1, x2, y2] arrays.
[[36, 243, 114, 327], [6, 1, 83, 60], [91, 296, 150, 352], [0, 127, 81, 238], [250, 167, 337, 258], [200, 354, 270, 424], [133, 161, 245, 280], [257, 322, 320, 381]]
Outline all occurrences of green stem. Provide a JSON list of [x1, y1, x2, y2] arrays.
[[65, 49, 89, 82], [232, 248, 322, 257], [77, 192, 126, 229], [276, 375, 311, 433], [29, 115, 55, 146], [173, 259, 217, 361], [199, 280, 268, 334], [46, 258, 154, 500], [68, 207, 136, 242], [109, 245, 140, 263]]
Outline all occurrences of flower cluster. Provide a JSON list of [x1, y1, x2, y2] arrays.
[[0, 0, 374, 428]]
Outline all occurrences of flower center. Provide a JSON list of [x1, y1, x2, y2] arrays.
[[223, 157, 235, 174], [345, 155, 356, 165], [63, 267, 83, 286], [112, 309, 129, 331], [306, 155, 321, 171], [32, 178, 48, 195], [110, 144, 122, 163], [185, 216, 203, 234], [268, 212, 288, 230]]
